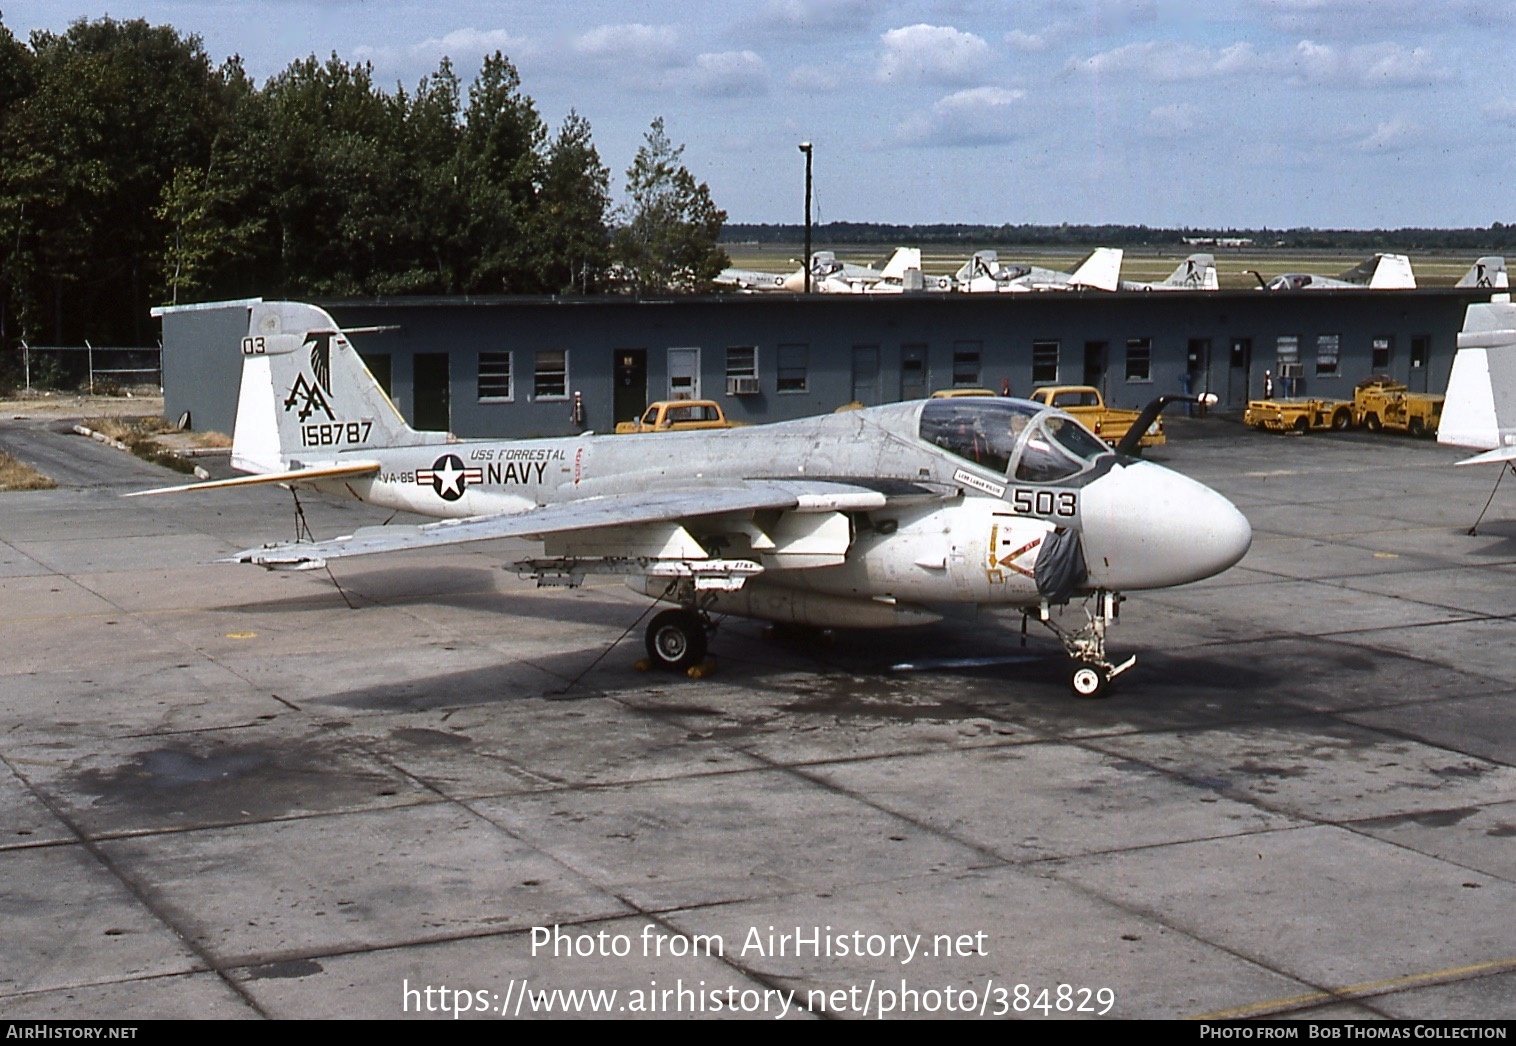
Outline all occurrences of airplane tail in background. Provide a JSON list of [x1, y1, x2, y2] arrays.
[[1162, 253, 1218, 290], [233, 300, 445, 474], [878, 247, 922, 281], [1439, 300, 1516, 463], [1456, 256, 1509, 290], [1068, 247, 1123, 291], [1339, 253, 1417, 290]]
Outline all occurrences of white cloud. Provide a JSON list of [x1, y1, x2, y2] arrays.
[[877, 24, 992, 85], [787, 65, 842, 93], [896, 86, 1026, 146], [1148, 102, 1203, 138], [1288, 40, 1448, 87], [1069, 37, 1446, 88], [692, 51, 768, 97], [353, 28, 534, 75], [1484, 98, 1516, 125], [1070, 40, 1228, 81], [1005, 29, 1050, 53], [1252, 0, 1426, 36], [572, 24, 683, 69], [760, 0, 872, 34], [1355, 116, 1422, 151]]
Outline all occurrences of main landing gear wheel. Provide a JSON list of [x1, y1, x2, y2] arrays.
[[645, 609, 708, 671], [1069, 662, 1110, 699]]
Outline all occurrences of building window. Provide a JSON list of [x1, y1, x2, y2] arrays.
[[952, 341, 982, 386], [1032, 340, 1060, 385], [1316, 334, 1340, 377], [725, 346, 756, 380], [1125, 338, 1152, 382], [533, 350, 567, 399], [1276, 335, 1300, 366], [478, 352, 512, 401], [777, 343, 808, 392], [725, 346, 758, 395], [1372, 336, 1393, 371]]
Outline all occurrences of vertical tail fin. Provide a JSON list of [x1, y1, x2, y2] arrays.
[[1457, 256, 1508, 290], [878, 247, 922, 281], [232, 301, 444, 475], [1339, 253, 1416, 289], [1439, 300, 1516, 461], [1164, 253, 1218, 290], [1068, 247, 1123, 291]]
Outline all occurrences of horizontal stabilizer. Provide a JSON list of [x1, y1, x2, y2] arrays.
[[125, 460, 381, 497], [1455, 445, 1516, 466]]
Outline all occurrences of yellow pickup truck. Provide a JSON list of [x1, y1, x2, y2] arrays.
[[1027, 385, 1165, 448], [614, 400, 742, 434]]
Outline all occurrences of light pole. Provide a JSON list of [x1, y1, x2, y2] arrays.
[[798, 142, 813, 294]]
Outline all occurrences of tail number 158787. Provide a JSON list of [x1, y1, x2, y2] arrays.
[[302, 421, 373, 447]]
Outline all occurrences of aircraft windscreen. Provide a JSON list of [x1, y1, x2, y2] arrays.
[[919, 399, 1109, 483]]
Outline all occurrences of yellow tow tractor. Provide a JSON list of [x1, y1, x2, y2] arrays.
[[614, 400, 743, 434], [1027, 385, 1166, 448], [1244, 396, 1354, 434], [1353, 376, 1443, 438]]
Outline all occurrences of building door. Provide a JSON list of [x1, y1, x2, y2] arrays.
[[1410, 335, 1430, 392], [412, 352, 450, 431], [614, 349, 647, 425], [1187, 338, 1212, 407], [359, 353, 392, 398], [851, 344, 880, 405], [1228, 337, 1252, 405], [900, 344, 927, 400], [668, 348, 700, 400], [1083, 341, 1108, 396]]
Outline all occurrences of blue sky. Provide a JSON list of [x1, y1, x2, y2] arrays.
[[7, 1, 1513, 228]]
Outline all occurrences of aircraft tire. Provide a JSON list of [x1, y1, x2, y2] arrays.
[[1069, 662, 1110, 699], [646, 609, 707, 671]]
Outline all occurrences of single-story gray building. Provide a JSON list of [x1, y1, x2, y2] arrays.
[[156, 288, 1497, 438]]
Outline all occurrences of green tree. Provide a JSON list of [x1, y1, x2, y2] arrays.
[[533, 110, 611, 293], [458, 51, 546, 293], [0, 17, 227, 343], [614, 118, 727, 294]]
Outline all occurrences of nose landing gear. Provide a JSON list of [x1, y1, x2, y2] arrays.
[[1026, 590, 1135, 699]]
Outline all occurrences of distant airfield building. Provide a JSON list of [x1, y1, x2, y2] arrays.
[[157, 288, 1498, 439]]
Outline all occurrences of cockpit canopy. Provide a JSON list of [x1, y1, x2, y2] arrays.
[[920, 397, 1111, 484]]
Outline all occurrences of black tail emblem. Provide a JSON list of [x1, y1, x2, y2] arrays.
[[284, 331, 336, 421]]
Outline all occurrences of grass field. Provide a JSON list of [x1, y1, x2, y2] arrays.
[[722, 243, 1499, 289]]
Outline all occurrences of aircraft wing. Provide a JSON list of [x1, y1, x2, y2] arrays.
[[231, 478, 944, 569]]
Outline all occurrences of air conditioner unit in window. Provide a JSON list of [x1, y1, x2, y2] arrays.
[[727, 376, 760, 395]]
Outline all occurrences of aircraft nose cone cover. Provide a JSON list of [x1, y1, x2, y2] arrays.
[[1079, 461, 1251, 590]]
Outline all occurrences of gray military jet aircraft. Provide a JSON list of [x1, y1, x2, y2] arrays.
[[1119, 253, 1218, 292], [1249, 253, 1416, 291], [956, 248, 1124, 293], [138, 301, 1251, 698]]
